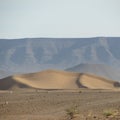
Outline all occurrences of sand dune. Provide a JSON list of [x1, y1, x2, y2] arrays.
[[0, 69, 120, 90]]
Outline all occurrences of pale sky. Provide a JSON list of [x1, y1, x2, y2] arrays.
[[0, 0, 120, 38]]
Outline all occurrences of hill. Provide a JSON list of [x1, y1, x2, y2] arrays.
[[0, 37, 120, 75], [66, 64, 120, 81], [0, 70, 120, 90], [0, 70, 12, 79]]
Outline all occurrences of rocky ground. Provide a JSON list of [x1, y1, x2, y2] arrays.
[[0, 89, 120, 120]]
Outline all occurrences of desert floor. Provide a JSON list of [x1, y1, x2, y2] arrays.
[[0, 89, 120, 120]]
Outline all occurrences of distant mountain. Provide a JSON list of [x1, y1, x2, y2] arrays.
[[66, 64, 120, 81], [0, 70, 11, 79], [0, 37, 120, 76]]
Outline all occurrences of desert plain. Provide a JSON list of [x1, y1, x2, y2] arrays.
[[0, 70, 120, 120]]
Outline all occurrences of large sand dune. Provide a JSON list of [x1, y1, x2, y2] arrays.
[[0, 69, 120, 90]]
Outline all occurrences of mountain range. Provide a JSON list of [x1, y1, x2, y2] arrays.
[[0, 37, 120, 79]]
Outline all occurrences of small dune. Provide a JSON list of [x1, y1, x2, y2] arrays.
[[0, 69, 120, 90]]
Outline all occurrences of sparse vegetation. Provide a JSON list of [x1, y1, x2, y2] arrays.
[[103, 109, 119, 118], [78, 90, 82, 93], [87, 111, 93, 117], [66, 105, 79, 119], [0, 89, 120, 120], [103, 111, 112, 117]]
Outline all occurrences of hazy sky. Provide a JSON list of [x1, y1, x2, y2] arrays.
[[0, 0, 120, 38]]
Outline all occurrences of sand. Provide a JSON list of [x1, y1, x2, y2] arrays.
[[0, 69, 120, 90], [0, 70, 120, 120], [0, 89, 120, 120]]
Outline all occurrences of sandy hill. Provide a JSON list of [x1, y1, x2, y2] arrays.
[[0, 69, 120, 90]]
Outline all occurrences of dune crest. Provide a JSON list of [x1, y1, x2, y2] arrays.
[[0, 69, 120, 90]]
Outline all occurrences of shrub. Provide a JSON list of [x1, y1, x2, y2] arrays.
[[66, 106, 79, 119], [103, 109, 119, 118]]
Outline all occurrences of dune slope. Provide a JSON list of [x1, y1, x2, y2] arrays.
[[0, 70, 120, 90]]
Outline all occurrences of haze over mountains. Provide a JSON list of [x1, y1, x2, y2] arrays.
[[0, 70, 12, 79], [67, 64, 120, 81], [0, 37, 120, 79]]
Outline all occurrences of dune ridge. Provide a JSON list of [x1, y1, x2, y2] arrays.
[[0, 69, 120, 90]]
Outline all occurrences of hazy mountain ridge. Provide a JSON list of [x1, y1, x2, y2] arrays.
[[0, 37, 120, 74], [0, 70, 12, 79], [66, 64, 120, 81]]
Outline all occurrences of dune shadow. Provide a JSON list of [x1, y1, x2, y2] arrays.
[[114, 82, 120, 87], [0, 77, 29, 90], [76, 73, 87, 88]]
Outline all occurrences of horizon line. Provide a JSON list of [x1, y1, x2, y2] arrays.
[[0, 36, 120, 40]]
